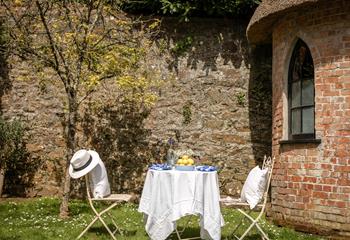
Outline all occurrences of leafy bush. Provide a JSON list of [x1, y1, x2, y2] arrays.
[[0, 117, 34, 197], [0, 117, 26, 167], [120, 0, 260, 20]]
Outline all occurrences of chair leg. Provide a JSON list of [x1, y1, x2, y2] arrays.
[[175, 226, 201, 240], [97, 203, 120, 240], [78, 202, 120, 240], [255, 223, 270, 240], [77, 216, 99, 239], [231, 209, 252, 235], [238, 220, 256, 240], [175, 216, 201, 240], [175, 227, 182, 240], [80, 213, 119, 240], [106, 212, 123, 236], [177, 215, 194, 234], [238, 221, 269, 240], [234, 209, 269, 240], [98, 215, 117, 240]]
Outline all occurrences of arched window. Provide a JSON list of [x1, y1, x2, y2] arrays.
[[288, 39, 315, 139]]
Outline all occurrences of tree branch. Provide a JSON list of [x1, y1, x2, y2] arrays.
[[35, 1, 61, 75], [36, 0, 74, 91]]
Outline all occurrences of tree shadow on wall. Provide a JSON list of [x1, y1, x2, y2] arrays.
[[156, 17, 272, 164], [0, 17, 11, 113], [82, 100, 158, 195], [156, 17, 250, 74], [248, 44, 273, 165]]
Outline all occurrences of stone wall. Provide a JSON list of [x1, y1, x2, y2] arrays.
[[1, 17, 272, 198], [271, 0, 350, 237], [144, 18, 272, 196]]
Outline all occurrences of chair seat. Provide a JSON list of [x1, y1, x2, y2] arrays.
[[220, 196, 263, 209], [92, 193, 133, 202]]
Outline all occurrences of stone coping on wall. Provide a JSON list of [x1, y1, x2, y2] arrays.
[[247, 0, 321, 44]]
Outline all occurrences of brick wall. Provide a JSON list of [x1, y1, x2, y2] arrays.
[[271, 0, 350, 237]]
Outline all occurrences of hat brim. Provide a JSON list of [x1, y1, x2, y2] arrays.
[[69, 150, 100, 179]]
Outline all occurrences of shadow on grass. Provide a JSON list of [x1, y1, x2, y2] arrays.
[[222, 230, 279, 240], [68, 200, 91, 215], [0, 237, 20, 240], [167, 226, 201, 240], [167, 226, 276, 240], [0, 232, 48, 240], [88, 224, 137, 237]]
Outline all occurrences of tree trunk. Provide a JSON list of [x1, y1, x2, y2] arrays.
[[0, 167, 5, 197], [59, 93, 77, 218], [59, 162, 71, 218]]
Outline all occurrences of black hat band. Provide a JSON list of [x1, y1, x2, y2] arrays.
[[73, 155, 93, 171]]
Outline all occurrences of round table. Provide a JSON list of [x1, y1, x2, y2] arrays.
[[138, 169, 224, 240]]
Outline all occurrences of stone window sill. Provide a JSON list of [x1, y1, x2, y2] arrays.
[[279, 139, 321, 145]]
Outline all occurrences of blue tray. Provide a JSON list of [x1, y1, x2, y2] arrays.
[[149, 163, 172, 170]]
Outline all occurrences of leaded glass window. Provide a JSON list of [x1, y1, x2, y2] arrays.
[[288, 39, 315, 139]]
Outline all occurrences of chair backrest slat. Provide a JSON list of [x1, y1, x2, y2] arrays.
[[260, 155, 275, 212]]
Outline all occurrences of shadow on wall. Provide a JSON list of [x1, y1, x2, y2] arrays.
[[0, 17, 11, 113], [157, 17, 250, 74], [158, 17, 272, 164], [248, 44, 273, 164], [78, 18, 273, 195], [81, 100, 159, 194]]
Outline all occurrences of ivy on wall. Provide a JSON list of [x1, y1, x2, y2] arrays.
[[171, 36, 193, 56], [182, 101, 192, 125]]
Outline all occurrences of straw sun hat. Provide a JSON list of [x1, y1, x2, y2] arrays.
[[69, 149, 100, 179]]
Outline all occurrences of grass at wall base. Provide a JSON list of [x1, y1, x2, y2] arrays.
[[0, 198, 325, 240]]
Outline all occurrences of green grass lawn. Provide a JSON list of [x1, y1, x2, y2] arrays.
[[0, 198, 325, 240]]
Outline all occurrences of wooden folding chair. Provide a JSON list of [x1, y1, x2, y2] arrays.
[[76, 175, 133, 240], [220, 156, 275, 240]]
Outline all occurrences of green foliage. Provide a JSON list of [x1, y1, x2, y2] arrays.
[[0, 117, 39, 196], [3, 0, 164, 212], [120, 0, 260, 20], [0, 198, 325, 240], [3, 0, 162, 107], [236, 91, 246, 106], [171, 36, 193, 56], [0, 117, 28, 170], [182, 101, 192, 125]]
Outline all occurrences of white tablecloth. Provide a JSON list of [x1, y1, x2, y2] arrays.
[[138, 169, 224, 240]]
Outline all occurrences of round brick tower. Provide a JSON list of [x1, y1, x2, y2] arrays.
[[247, 0, 350, 238]]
